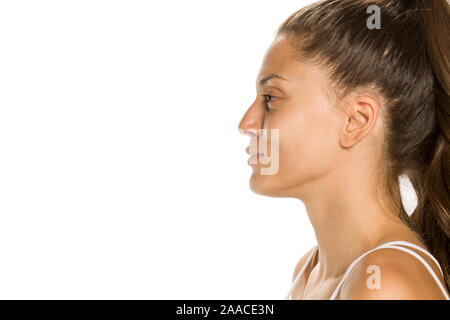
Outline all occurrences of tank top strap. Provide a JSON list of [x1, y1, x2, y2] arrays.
[[378, 241, 444, 275], [328, 241, 450, 300], [285, 245, 318, 300]]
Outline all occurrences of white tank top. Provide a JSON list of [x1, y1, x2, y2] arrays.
[[285, 240, 450, 300]]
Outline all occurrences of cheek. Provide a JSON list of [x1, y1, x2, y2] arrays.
[[275, 102, 339, 182]]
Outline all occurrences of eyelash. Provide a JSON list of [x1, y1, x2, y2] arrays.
[[262, 94, 276, 110]]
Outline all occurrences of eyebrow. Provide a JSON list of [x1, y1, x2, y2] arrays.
[[257, 73, 287, 86]]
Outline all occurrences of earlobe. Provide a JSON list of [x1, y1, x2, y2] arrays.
[[339, 118, 358, 149]]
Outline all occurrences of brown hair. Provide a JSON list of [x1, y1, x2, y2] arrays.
[[277, 0, 449, 291]]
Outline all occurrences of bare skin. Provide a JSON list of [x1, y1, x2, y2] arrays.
[[238, 35, 449, 299]]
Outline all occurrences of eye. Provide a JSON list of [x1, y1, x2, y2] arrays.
[[262, 94, 277, 110]]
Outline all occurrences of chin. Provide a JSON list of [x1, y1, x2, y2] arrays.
[[248, 170, 288, 198]]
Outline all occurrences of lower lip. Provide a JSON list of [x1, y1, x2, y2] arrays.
[[248, 154, 264, 165]]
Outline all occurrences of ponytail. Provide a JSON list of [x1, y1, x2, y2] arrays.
[[409, 0, 450, 291]]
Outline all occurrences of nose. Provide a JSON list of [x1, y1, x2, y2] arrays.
[[238, 100, 264, 137]]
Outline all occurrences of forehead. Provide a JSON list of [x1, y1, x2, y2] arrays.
[[257, 36, 300, 81], [257, 36, 334, 95]]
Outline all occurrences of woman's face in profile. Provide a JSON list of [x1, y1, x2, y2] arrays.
[[239, 35, 344, 198]]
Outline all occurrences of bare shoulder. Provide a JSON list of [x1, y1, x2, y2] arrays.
[[291, 246, 317, 282], [339, 247, 449, 300]]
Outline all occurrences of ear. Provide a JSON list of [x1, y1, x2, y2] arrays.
[[339, 95, 380, 148]]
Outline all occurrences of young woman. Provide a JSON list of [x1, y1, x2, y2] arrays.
[[238, 0, 449, 299]]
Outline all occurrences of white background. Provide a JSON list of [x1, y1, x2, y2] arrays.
[[0, 0, 416, 299]]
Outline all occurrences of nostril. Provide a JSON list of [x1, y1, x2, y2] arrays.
[[242, 129, 257, 137]]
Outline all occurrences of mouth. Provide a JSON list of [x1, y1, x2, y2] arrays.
[[246, 146, 265, 165]]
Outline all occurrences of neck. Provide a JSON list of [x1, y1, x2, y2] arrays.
[[294, 162, 415, 280]]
